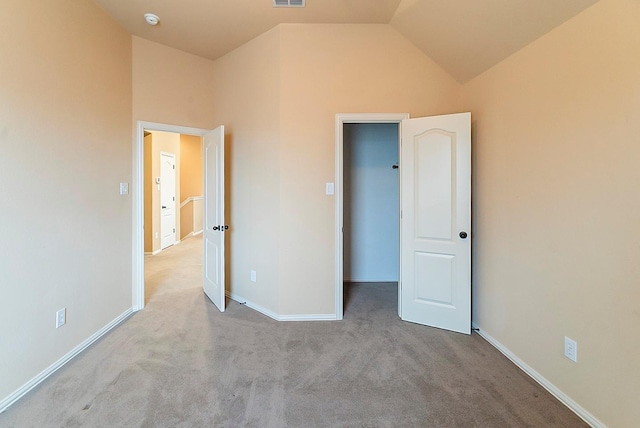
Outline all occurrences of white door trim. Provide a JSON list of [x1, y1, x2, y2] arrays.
[[334, 113, 409, 320], [133, 121, 209, 311]]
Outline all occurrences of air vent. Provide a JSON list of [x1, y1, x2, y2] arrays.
[[273, 0, 305, 7]]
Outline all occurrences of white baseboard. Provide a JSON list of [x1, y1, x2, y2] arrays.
[[226, 292, 336, 322], [144, 249, 162, 256], [226, 291, 280, 320], [472, 323, 605, 428], [0, 308, 134, 414]]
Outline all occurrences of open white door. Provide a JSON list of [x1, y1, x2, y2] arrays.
[[160, 152, 176, 250], [203, 126, 226, 312], [400, 112, 471, 334]]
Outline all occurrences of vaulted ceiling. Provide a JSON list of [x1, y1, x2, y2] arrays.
[[93, 0, 599, 82]]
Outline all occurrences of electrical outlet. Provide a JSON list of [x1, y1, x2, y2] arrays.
[[56, 308, 66, 328], [250, 270, 257, 283], [564, 336, 577, 362]]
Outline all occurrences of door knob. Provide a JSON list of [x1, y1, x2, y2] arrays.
[[459, 231, 468, 239], [212, 226, 220, 231], [162, 205, 167, 209]]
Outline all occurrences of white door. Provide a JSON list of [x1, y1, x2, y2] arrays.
[[400, 112, 471, 334], [203, 126, 226, 312], [160, 152, 176, 250]]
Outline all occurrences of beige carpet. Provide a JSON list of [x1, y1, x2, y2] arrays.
[[0, 235, 587, 427]]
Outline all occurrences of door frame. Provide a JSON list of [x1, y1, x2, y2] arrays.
[[334, 113, 409, 320], [133, 121, 208, 311]]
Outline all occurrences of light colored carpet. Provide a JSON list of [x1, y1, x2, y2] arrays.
[[0, 236, 587, 427]]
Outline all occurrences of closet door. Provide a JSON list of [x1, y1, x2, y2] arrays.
[[400, 113, 471, 334]]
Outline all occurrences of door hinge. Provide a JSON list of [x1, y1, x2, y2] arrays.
[[173, 196, 175, 201], [173, 165, 175, 170], [173, 228, 176, 233]]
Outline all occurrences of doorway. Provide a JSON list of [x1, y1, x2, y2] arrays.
[[336, 112, 471, 333], [335, 113, 408, 320], [133, 122, 210, 311], [343, 122, 400, 314]]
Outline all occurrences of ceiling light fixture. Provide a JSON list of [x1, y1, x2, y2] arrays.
[[144, 13, 160, 26]]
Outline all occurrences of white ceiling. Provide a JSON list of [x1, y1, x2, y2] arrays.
[[93, 0, 599, 83]]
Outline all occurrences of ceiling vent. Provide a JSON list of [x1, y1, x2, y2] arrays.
[[273, 0, 305, 7]]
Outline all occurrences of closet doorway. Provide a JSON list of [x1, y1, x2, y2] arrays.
[[343, 122, 400, 313], [335, 112, 471, 334], [335, 113, 407, 319]]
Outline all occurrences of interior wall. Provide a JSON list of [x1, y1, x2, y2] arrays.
[[132, 36, 215, 130], [148, 131, 181, 252], [343, 123, 399, 282], [212, 27, 282, 314], [180, 201, 194, 240], [132, 36, 215, 253], [179, 134, 203, 239], [180, 134, 203, 199], [462, 0, 640, 426], [277, 24, 463, 315], [144, 133, 153, 252], [0, 0, 132, 404]]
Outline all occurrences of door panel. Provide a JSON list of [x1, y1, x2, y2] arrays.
[[203, 126, 226, 312], [401, 113, 471, 334], [416, 131, 454, 240], [160, 153, 176, 250]]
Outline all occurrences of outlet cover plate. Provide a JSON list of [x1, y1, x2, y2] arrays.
[[564, 336, 577, 362], [56, 308, 66, 328]]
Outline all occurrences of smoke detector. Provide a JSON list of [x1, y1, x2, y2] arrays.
[[144, 13, 160, 26], [273, 0, 305, 7]]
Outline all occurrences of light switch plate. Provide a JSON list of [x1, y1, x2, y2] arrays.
[[56, 308, 66, 328], [326, 182, 334, 195], [119, 182, 129, 195]]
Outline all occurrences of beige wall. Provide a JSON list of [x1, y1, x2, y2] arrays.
[[133, 37, 214, 248], [180, 201, 194, 240], [212, 24, 462, 316], [277, 24, 463, 314], [133, 37, 216, 130], [463, 0, 640, 426], [0, 0, 132, 403], [212, 27, 282, 314], [179, 133, 203, 240], [144, 133, 153, 251], [180, 134, 203, 199], [147, 131, 181, 252]]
